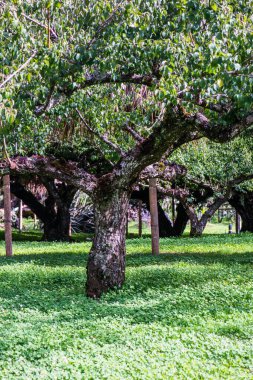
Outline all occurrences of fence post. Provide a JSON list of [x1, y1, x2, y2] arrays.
[[235, 211, 241, 234], [138, 200, 142, 237], [149, 178, 159, 255], [126, 211, 129, 237], [19, 199, 23, 232], [3, 173, 13, 256]]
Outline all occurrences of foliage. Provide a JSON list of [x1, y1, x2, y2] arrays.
[[172, 136, 253, 194], [1, 0, 253, 158], [0, 233, 252, 379]]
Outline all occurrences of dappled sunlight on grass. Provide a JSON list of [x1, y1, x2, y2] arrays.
[[0, 232, 252, 379]]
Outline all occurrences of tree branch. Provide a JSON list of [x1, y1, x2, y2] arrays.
[[0, 51, 37, 89], [76, 109, 124, 155], [8, 156, 97, 195], [140, 162, 187, 182], [10, 179, 48, 223], [114, 106, 201, 183], [86, 0, 129, 49], [123, 123, 144, 143], [194, 111, 253, 142], [21, 13, 58, 41]]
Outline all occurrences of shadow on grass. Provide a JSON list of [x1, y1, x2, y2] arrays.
[[0, 248, 252, 270], [0, 252, 87, 267], [0, 229, 93, 243], [0, 233, 252, 321], [0, 229, 43, 242], [0, 252, 252, 334]]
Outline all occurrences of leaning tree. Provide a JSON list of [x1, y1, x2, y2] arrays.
[[10, 176, 76, 241], [169, 137, 253, 236], [1, 0, 253, 297]]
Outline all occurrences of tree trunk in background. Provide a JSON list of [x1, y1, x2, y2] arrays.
[[3, 174, 13, 256], [229, 191, 253, 233], [149, 178, 159, 255], [186, 197, 227, 237], [171, 196, 175, 223], [155, 202, 172, 237], [131, 189, 188, 237], [86, 189, 130, 299], [42, 205, 71, 241], [11, 180, 75, 241], [173, 203, 189, 236], [190, 218, 207, 237]]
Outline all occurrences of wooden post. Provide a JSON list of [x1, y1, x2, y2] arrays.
[[149, 178, 159, 255], [138, 200, 142, 237], [3, 173, 13, 256], [235, 211, 241, 234], [33, 213, 37, 229], [172, 196, 175, 225], [19, 199, 23, 232], [126, 211, 128, 237]]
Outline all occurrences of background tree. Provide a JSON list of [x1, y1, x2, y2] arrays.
[[10, 176, 76, 241], [170, 137, 253, 236], [229, 189, 253, 233], [132, 187, 189, 237]]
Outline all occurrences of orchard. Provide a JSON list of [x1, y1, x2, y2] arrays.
[[0, 1, 252, 378]]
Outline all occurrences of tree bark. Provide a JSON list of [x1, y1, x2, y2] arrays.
[[86, 189, 130, 298], [10, 179, 75, 241], [190, 218, 207, 237], [42, 203, 71, 241], [229, 190, 253, 233]]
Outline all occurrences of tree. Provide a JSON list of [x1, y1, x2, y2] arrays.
[[1, 1, 253, 297], [229, 189, 253, 233], [10, 176, 76, 241], [132, 187, 189, 237], [170, 137, 253, 236]]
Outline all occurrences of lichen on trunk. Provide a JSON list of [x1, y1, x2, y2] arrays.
[[86, 188, 130, 298]]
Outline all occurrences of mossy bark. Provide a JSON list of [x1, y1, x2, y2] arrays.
[[86, 189, 129, 298]]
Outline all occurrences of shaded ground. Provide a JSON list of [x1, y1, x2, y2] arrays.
[[0, 233, 252, 379]]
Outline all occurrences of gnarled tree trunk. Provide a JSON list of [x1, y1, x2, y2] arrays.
[[42, 196, 71, 241], [173, 203, 189, 236], [229, 190, 253, 233], [190, 217, 207, 237], [86, 188, 130, 298], [11, 178, 76, 241], [182, 196, 227, 237]]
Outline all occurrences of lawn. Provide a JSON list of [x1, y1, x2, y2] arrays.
[[128, 220, 233, 237], [0, 232, 252, 379]]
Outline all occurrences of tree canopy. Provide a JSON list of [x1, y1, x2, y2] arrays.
[[1, 0, 253, 154], [1, 0, 253, 297]]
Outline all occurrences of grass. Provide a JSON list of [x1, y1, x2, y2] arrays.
[[128, 220, 233, 237], [0, 231, 252, 379]]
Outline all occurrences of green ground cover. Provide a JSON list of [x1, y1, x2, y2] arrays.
[[0, 232, 252, 379], [127, 221, 232, 237]]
